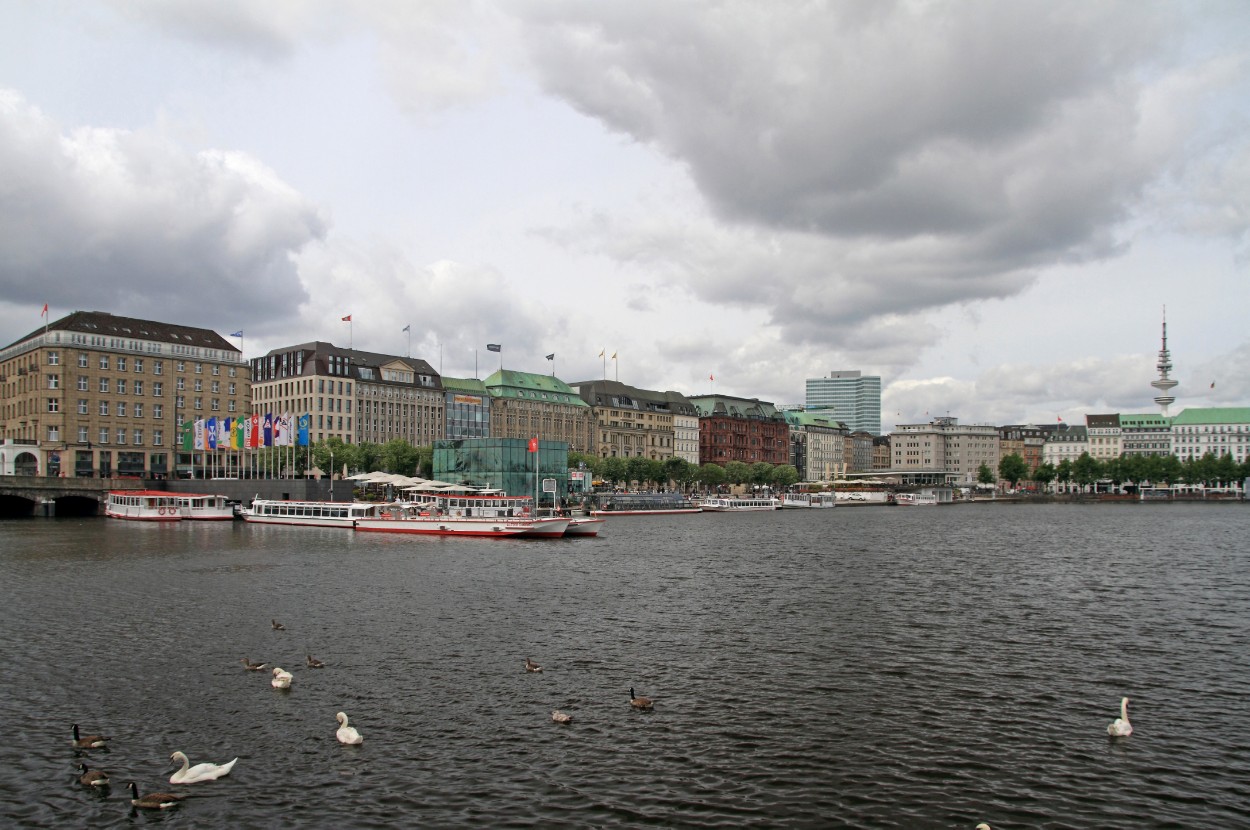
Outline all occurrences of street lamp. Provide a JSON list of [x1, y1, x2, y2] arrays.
[[329, 450, 334, 502]]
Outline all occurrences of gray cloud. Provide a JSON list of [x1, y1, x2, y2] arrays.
[[0, 89, 326, 341]]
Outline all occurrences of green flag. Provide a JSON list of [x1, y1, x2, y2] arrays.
[[180, 420, 194, 452]]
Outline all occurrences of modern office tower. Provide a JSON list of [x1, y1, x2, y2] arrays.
[[805, 371, 882, 435]]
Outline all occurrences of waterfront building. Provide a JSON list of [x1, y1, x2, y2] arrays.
[[484, 370, 594, 454], [1170, 407, 1250, 464], [688, 394, 789, 466], [570, 379, 680, 461], [664, 391, 701, 465], [872, 435, 892, 471], [1119, 413, 1172, 457], [0, 311, 247, 478], [1042, 424, 1089, 468], [1085, 414, 1121, 460], [846, 430, 877, 473], [783, 410, 848, 482], [890, 416, 1000, 484], [998, 424, 1054, 473], [442, 377, 491, 440], [433, 437, 570, 504], [251, 342, 443, 446], [805, 371, 882, 435]]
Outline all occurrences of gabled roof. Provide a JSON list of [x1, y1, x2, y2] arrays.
[[9, 310, 238, 353], [784, 410, 847, 430], [687, 394, 783, 421], [484, 369, 588, 407], [441, 376, 489, 394]]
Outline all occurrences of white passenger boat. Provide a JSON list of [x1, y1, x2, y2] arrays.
[[353, 494, 570, 538], [699, 496, 781, 512], [240, 498, 377, 528], [563, 516, 606, 537], [174, 493, 235, 521], [894, 492, 938, 506], [106, 490, 181, 522], [779, 492, 837, 509], [590, 493, 702, 516]]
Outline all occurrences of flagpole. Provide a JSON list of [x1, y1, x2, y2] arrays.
[[613, 353, 618, 382]]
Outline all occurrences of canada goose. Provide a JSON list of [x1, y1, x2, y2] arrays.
[[335, 711, 363, 745], [169, 751, 238, 784], [127, 781, 185, 810], [271, 667, 293, 689], [629, 687, 653, 709], [271, 619, 286, 630], [306, 655, 325, 669], [78, 763, 109, 787], [1108, 696, 1133, 737], [525, 658, 542, 673], [71, 724, 108, 749], [240, 657, 267, 671], [551, 710, 573, 724]]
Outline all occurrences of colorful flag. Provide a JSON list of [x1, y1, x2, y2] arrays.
[[709, 373, 714, 381], [233, 417, 245, 449], [244, 414, 255, 448], [41, 303, 48, 318], [1057, 416, 1063, 422], [181, 420, 194, 452], [487, 343, 501, 352], [263, 413, 274, 447], [206, 417, 217, 450], [250, 413, 262, 447], [527, 437, 538, 453], [298, 414, 310, 447], [193, 419, 206, 451], [230, 330, 243, 338]]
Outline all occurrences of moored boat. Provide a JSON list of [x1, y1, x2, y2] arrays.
[[106, 490, 181, 522], [353, 493, 569, 538], [174, 493, 235, 521], [563, 516, 605, 537], [894, 492, 938, 506], [779, 492, 837, 509], [590, 493, 701, 516], [699, 496, 781, 512], [240, 498, 377, 528]]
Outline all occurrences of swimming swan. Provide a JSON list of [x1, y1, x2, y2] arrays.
[[169, 751, 238, 784], [127, 781, 185, 810], [271, 667, 293, 689], [551, 710, 573, 724], [629, 687, 653, 710], [1107, 696, 1132, 737], [336, 711, 363, 745], [71, 724, 108, 748]]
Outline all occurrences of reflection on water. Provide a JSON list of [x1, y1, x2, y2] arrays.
[[2, 504, 1249, 828]]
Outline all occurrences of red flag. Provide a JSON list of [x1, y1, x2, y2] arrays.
[[341, 314, 352, 322], [709, 373, 714, 381], [1057, 416, 1062, 422], [41, 303, 48, 318], [527, 437, 538, 453]]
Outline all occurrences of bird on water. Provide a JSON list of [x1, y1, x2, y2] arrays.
[[1108, 696, 1133, 737], [629, 687, 653, 710], [127, 781, 185, 810], [525, 657, 543, 673], [71, 724, 108, 749], [240, 657, 267, 671], [271, 619, 286, 630]]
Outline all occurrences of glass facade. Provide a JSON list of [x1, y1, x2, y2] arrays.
[[805, 371, 882, 435], [445, 391, 490, 439], [434, 438, 570, 507]]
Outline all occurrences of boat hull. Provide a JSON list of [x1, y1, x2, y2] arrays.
[[564, 517, 605, 536], [354, 517, 528, 537]]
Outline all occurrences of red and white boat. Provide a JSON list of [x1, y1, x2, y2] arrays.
[[353, 493, 570, 538], [563, 516, 605, 537], [106, 490, 182, 522]]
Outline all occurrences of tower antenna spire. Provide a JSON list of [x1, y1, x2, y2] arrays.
[[1151, 306, 1178, 416]]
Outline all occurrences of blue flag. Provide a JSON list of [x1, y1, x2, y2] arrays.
[[297, 414, 310, 447], [230, 331, 243, 338]]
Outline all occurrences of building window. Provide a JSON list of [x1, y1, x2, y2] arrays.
[[78, 353, 89, 368], [79, 426, 88, 443], [99, 401, 109, 416], [48, 426, 60, 441], [134, 358, 144, 373], [177, 361, 185, 372], [117, 430, 126, 445], [117, 357, 127, 371], [78, 399, 88, 415], [47, 398, 59, 412], [48, 351, 60, 365], [153, 404, 163, 419], [117, 379, 127, 395], [99, 428, 109, 444], [154, 360, 163, 375], [99, 378, 110, 393], [154, 429, 163, 446], [210, 399, 220, 411], [194, 379, 202, 392], [153, 382, 163, 397], [134, 403, 143, 418], [212, 364, 220, 376], [133, 430, 143, 445], [195, 363, 203, 374], [194, 397, 202, 410], [47, 374, 59, 389], [176, 396, 184, 408], [99, 356, 109, 370], [117, 402, 127, 417], [177, 378, 185, 391], [78, 375, 88, 391]]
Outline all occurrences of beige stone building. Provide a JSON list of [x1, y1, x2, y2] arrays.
[[486, 370, 594, 453], [0, 311, 247, 477], [571, 379, 688, 461], [890, 416, 1000, 484]]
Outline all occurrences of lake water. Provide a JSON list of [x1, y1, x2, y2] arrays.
[[1, 503, 1248, 828]]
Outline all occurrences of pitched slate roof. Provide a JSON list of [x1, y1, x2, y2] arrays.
[[10, 310, 238, 353]]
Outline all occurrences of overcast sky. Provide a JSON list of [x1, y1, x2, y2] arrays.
[[2, 1, 1247, 432]]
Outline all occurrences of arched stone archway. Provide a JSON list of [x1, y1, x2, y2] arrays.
[[13, 452, 39, 476]]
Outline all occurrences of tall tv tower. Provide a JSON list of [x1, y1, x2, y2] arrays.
[[1151, 307, 1178, 416]]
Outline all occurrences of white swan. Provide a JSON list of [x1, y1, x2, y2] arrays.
[[271, 667, 293, 689], [169, 750, 238, 784], [336, 711, 363, 745], [1107, 696, 1132, 737], [551, 710, 573, 724]]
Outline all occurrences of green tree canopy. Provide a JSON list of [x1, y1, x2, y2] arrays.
[[1033, 461, 1057, 489], [976, 463, 995, 486], [697, 463, 727, 489], [998, 453, 1029, 487], [599, 456, 628, 488], [770, 464, 801, 489], [1072, 452, 1102, 487], [724, 461, 751, 486]]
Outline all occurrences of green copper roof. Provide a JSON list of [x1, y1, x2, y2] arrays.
[[1118, 413, 1171, 428], [1170, 407, 1250, 425], [784, 410, 845, 430], [484, 369, 589, 407], [440, 376, 488, 394]]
